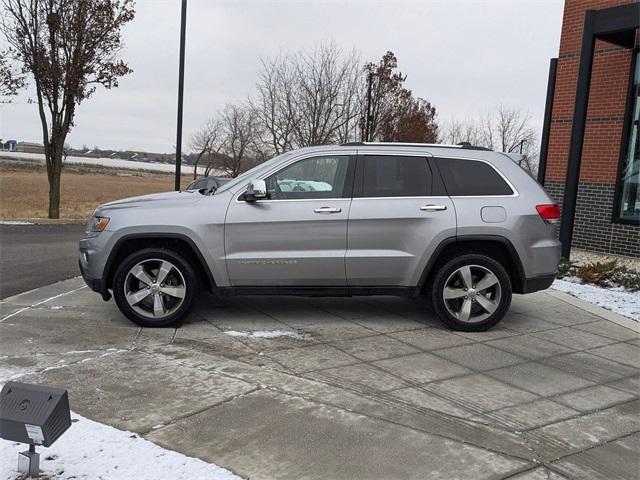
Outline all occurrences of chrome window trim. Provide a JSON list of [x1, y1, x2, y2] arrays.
[[357, 151, 519, 198], [232, 148, 520, 203], [237, 197, 350, 204], [352, 196, 450, 201]]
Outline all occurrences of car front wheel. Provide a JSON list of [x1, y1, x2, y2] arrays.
[[113, 248, 199, 327], [430, 254, 512, 332]]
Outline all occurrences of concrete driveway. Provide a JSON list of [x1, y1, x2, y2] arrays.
[[0, 278, 638, 480]]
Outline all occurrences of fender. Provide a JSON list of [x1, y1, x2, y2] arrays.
[[416, 234, 527, 294], [102, 232, 218, 292]]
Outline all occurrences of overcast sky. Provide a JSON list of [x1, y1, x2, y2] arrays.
[[1, 0, 564, 153]]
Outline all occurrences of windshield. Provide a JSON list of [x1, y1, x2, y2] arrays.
[[214, 152, 293, 195]]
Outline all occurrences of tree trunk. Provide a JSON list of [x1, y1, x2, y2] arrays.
[[47, 166, 61, 218], [46, 145, 64, 219]]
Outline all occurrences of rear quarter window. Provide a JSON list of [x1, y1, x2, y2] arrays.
[[434, 158, 514, 196]]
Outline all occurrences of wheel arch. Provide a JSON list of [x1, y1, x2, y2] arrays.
[[103, 233, 217, 293], [417, 235, 526, 295]]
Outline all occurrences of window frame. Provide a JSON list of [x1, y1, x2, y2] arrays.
[[236, 154, 356, 203], [353, 154, 437, 199], [431, 156, 518, 198], [612, 48, 640, 226]]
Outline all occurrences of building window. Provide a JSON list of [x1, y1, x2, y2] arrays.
[[617, 51, 640, 224]]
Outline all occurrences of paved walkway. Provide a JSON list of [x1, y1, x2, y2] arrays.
[[1, 278, 638, 479]]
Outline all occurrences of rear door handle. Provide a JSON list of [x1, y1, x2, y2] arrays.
[[314, 207, 342, 214], [420, 205, 447, 211]]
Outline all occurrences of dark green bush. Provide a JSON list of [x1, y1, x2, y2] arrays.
[[556, 258, 578, 279]]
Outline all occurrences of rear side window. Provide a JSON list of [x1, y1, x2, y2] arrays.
[[361, 156, 432, 197], [434, 158, 513, 196]]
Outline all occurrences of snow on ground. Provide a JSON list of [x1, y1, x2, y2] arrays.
[[224, 329, 306, 339], [0, 221, 33, 225], [551, 278, 640, 321], [0, 354, 239, 480], [0, 413, 240, 480], [0, 151, 204, 175]]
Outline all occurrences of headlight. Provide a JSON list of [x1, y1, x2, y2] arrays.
[[86, 216, 110, 236]]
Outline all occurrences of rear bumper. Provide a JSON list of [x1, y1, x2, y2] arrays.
[[522, 273, 556, 294]]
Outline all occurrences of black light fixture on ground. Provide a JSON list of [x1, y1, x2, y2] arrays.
[[175, 0, 188, 191], [0, 381, 71, 476]]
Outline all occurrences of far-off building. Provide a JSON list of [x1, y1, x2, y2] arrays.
[[16, 141, 45, 155], [539, 0, 639, 258]]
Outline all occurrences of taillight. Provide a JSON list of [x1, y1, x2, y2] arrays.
[[536, 204, 560, 224]]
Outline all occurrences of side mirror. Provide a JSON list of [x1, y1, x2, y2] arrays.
[[244, 179, 269, 202]]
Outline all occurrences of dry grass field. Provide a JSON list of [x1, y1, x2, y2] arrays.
[[0, 160, 192, 220]]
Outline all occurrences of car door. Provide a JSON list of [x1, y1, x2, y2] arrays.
[[225, 154, 355, 286], [346, 153, 456, 286]]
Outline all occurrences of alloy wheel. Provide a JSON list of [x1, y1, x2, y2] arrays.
[[442, 264, 502, 323], [123, 259, 187, 319]]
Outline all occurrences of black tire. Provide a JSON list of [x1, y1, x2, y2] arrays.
[[429, 253, 512, 332], [113, 248, 199, 327]]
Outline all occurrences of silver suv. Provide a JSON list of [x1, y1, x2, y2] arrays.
[[79, 143, 561, 331]]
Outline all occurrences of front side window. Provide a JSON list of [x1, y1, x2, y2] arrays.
[[617, 51, 640, 224], [265, 155, 350, 200], [361, 156, 432, 197], [434, 158, 514, 196]]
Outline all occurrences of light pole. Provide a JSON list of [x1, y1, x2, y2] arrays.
[[364, 72, 378, 142], [174, 0, 187, 191]]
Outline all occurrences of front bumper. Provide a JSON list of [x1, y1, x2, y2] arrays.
[[78, 258, 111, 301]]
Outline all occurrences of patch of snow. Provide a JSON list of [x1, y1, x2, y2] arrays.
[[224, 330, 306, 340], [1, 151, 227, 176], [0, 221, 33, 225], [551, 279, 640, 321], [0, 413, 240, 480]]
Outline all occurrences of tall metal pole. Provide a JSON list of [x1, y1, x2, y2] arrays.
[[365, 72, 374, 142], [174, 0, 187, 191]]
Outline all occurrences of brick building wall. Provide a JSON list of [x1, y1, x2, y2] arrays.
[[543, 0, 639, 257]]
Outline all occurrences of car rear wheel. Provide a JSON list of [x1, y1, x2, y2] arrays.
[[430, 254, 512, 332], [113, 248, 198, 327]]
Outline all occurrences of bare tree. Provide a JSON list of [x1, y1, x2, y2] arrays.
[[254, 42, 364, 154], [1, 0, 134, 218], [252, 54, 296, 154], [480, 105, 538, 174], [479, 105, 536, 154], [290, 43, 362, 146], [209, 104, 262, 177], [189, 119, 221, 179], [440, 118, 483, 146], [441, 105, 538, 174]]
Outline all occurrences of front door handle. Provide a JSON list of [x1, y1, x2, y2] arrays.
[[420, 205, 447, 211], [314, 207, 342, 214]]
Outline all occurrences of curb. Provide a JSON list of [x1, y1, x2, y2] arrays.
[[545, 289, 639, 333]]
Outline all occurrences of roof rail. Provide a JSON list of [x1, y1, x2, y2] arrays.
[[339, 141, 492, 151]]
